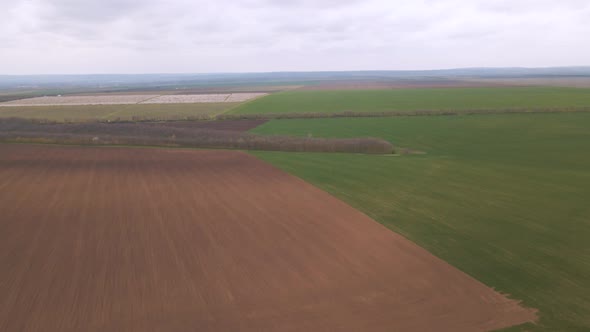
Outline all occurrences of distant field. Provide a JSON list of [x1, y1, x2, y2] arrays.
[[0, 103, 238, 122], [0, 90, 74, 103], [0, 93, 267, 106], [251, 112, 590, 331], [231, 87, 590, 115], [295, 79, 505, 90], [0, 94, 159, 106], [467, 77, 590, 88], [67, 85, 301, 95]]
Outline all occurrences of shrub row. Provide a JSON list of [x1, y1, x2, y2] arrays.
[[4, 106, 590, 125], [0, 118, 394, 154]]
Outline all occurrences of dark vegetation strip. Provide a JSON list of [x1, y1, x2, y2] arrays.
[[0, 118, 393, 154], [216, 106, 590, 120], [5, 106, 590, 124], [144, 119, 268, 132], [0, 94, 45, 103]]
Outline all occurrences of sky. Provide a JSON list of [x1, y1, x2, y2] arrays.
[[1, 0, 589, 74]]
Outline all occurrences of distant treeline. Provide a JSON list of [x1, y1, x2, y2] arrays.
[[3, 67, 590, 89], [0, 118, 393, 154]]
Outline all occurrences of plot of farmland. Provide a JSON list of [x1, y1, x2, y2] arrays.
[[230, 87, 590, 115], [251, 112, 590, 330], [0, 95, 159, 106], [0, 145, 534, 332], [0, 93, 267, 106], [0, 103, 240, 122], [141, 93, 267, 104]]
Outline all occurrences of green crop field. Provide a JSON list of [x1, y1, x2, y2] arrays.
[[231, 87, 590, 115], [0, 103, 239, 122], [250, 113, 590, 331]]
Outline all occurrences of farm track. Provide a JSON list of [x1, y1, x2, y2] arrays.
[[0, 145, 535, 332]]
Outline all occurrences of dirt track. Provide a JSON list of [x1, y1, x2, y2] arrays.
[[0, 145, 535, 331]]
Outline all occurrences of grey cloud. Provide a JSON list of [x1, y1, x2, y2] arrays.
[[40, 0, 155, 22], [1, 0, 589, 74]]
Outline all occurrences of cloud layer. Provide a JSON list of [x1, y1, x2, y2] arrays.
[[2, 0, 589, 74]]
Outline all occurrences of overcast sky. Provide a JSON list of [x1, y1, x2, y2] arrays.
[[1, 0, 589, 74]]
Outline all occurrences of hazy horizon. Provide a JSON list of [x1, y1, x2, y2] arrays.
[[2, 66, 590, 78]]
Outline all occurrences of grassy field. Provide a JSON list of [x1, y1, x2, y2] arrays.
[[250, 113, 590, 331], [0, 103, 239, 122], [231, 87, 590, 115]]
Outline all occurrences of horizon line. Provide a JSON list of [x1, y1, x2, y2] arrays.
[[2, 65, 590, 77]]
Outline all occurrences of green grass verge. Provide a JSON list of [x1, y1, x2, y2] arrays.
[[231, 87, 590, 115], [250, 113, 590, 331], [0, 103, 239, 122]]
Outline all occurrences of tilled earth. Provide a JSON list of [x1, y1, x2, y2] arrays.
[[0, 145, 536, 331]]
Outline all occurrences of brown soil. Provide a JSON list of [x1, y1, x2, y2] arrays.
[[0, 145, 536, 332], [297, 80, 510, 91]]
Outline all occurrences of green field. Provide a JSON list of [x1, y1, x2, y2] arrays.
[[0, 103, 239, 122], [231, 87, 590, 115], [251, 113, 590, 331]]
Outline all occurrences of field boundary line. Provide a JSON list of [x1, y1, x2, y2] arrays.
[[223, 92, 277, 116], [136, 95, 163, 104], [101, 95, 163, 120]]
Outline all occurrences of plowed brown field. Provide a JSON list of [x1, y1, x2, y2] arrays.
[[0, 145, 535, 332]]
